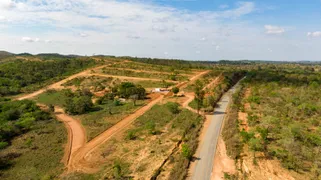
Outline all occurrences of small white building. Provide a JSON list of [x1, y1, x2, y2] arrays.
[[152, 88, 169, 93]]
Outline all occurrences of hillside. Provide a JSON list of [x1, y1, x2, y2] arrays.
[[0, 51, 13, 60]]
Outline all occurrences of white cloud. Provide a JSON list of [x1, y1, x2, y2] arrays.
[[79, 33, 88, 37], [0, 0, 15, 9], [22, 37, 40, 42], [4, 1, 318, 61], [264, 25, 285, 34], [0, 16, 7, 22], [220, 2, 255, 18], [307, 31, 321, 37]]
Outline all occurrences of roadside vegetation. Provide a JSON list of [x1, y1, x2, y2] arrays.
[[222, 82, 244, 160], [189, 71, 245, 113]]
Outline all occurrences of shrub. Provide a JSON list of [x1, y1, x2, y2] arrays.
[[181, 144, 192, 160], [172, 87, 179, 94], [0, 141, 8, 149], [166, 102, 180, 114], [126, 130, 137, 140]]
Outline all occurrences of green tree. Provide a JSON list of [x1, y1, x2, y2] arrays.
[[166, 102, 180, 114], [172, 87, 179, 95]]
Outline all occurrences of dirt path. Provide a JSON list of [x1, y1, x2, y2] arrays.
[[66, 70, 210, 173], [202, 75, 222, 91], [183, 93, 199, 114], [16, 65, 210, 174], [16, 65, 108, 100], [67, 94, 164, 173], [55, 107, 87, 166]]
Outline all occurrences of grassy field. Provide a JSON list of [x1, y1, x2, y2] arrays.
[[0, 119, 66, 180], [62, 76, 113, 90], [35, 90, 67, 107], [76, 100, 146, 140]]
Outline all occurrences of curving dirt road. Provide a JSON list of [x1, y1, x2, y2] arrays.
[[15, 63, 211, 174], [55, 107, 87, 165], [67, 94, 164, 173], [66, 70, 210, 173]]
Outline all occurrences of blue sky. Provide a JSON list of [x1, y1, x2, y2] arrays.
[[0, 0, 321, 61]]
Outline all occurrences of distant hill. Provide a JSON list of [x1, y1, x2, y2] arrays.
[[0, 51, 14, 59]]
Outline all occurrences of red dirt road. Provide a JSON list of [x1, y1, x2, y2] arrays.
[[55, 107, 86, 165], [67, 94, 164, 173]]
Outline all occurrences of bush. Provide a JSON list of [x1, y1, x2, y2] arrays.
[[0, 141, 8, 149], [166, 102, 180, 114], [63, 90, 94, 115], [172, 87, 179, 94], [181, 144, 192, 160], [0, 100, 51, 149], [126, 130, 137, 140]]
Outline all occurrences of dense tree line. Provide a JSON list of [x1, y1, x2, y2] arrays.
[[0, 58, 96, 96], [0, 99, 51, 149], [120, 56, 214, 70]]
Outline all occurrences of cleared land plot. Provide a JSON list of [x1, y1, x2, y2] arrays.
[[62, 76, 176, 91], [73, 103, 204, 179], [0, 120, 66, 179], [75, 99, 146, 140], [108, 61, 201, 75], [34, 89, 148, 140], [99, 68, 189, 81]]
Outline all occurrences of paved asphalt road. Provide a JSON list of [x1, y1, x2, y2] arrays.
[[191, 82, 240, 180]]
